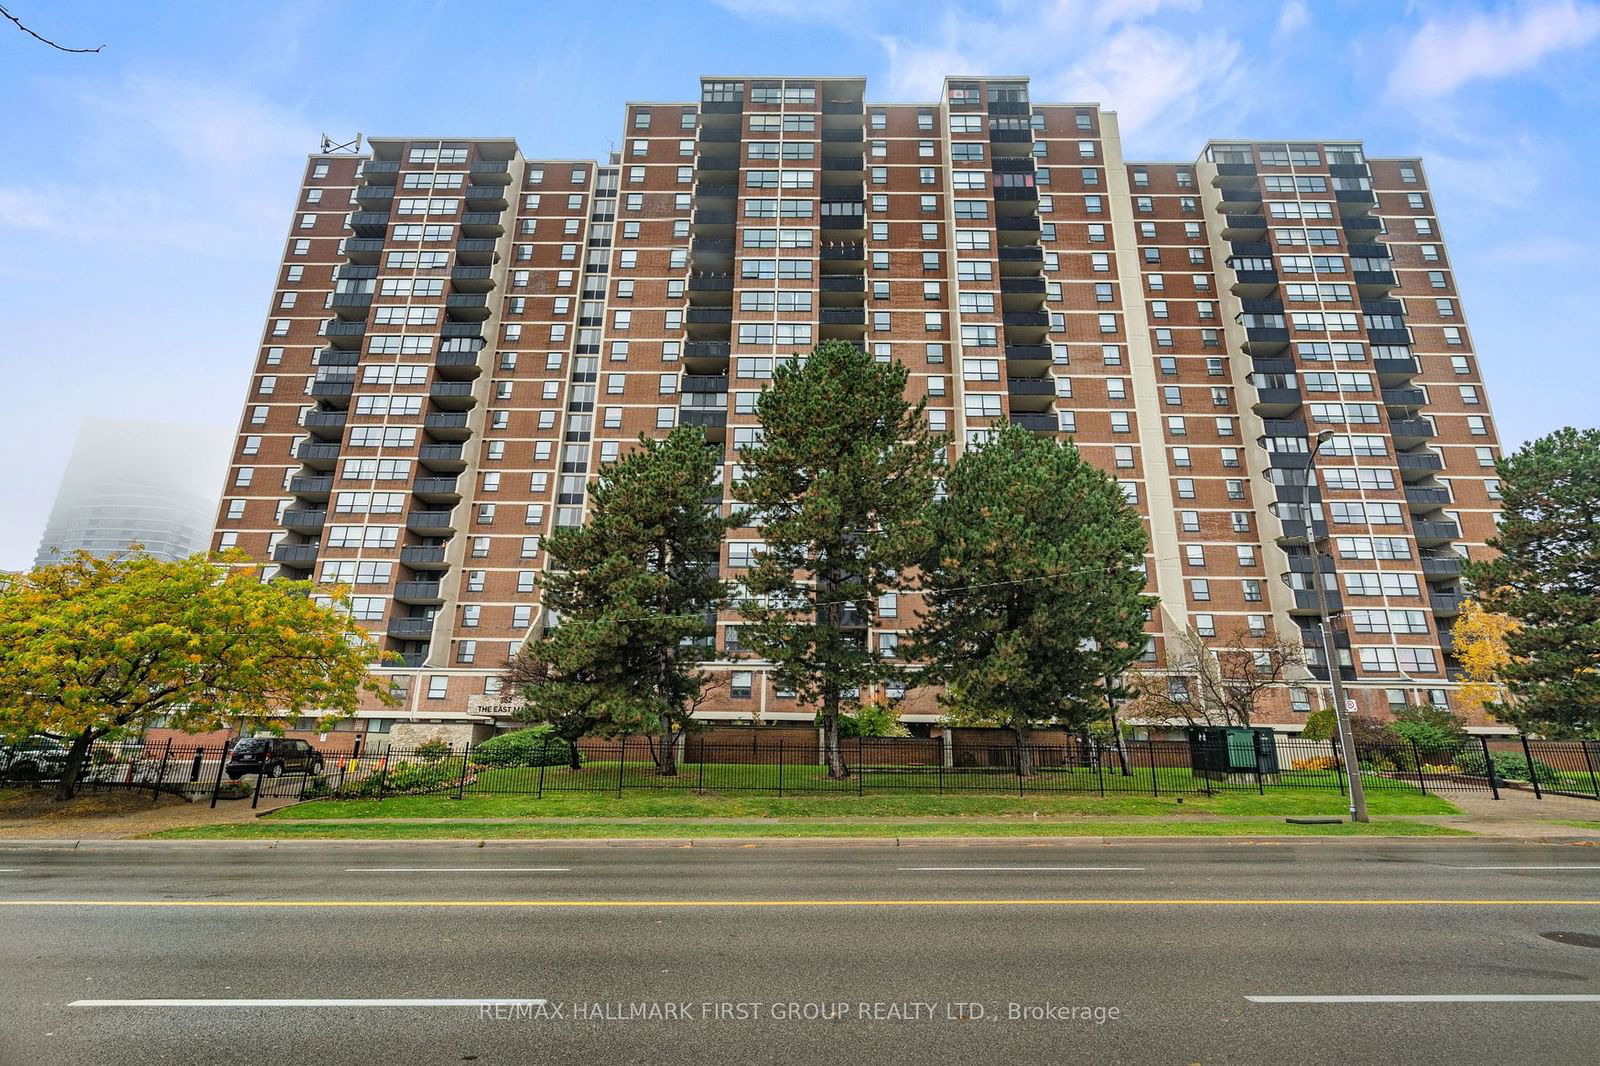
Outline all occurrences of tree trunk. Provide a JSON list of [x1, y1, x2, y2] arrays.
[[655, 714, 679, 777], [560, 730, 584, 770], [54, 728, 101, 801], [821, 689, 849, 779], [1107, 709, 1133, 776], [1014, 718, 1036, 778]]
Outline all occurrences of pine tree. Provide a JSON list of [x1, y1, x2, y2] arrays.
[[1464, 427, 1600, 736], [733, 341, 941, 778], [506, 427, 726, 774], [907, 425, 1155, 773]]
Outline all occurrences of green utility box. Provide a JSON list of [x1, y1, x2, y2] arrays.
[[1186, 726, 1281, 784]]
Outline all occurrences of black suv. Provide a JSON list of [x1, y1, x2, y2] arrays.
[[226, 738, 324, 780]]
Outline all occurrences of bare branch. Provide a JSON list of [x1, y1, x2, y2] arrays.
[[0, 4, 103, 53]]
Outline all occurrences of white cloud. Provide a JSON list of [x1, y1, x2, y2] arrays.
[[1388, 0, 1600, 100], [1274, 0, 1310, 40]]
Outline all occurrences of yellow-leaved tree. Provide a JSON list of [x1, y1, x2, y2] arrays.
[[1452, 598, 1522, 727], [0, 551, 397, 798]]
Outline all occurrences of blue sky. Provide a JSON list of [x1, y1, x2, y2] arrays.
[[2, 0, 1597, 569]]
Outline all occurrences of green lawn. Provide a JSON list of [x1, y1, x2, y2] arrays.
[[274, 783, 1457, 820], [148, 818, 1468, 841]]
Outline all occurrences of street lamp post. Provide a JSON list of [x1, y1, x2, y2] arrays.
[[1301, 430, 1369, 823]]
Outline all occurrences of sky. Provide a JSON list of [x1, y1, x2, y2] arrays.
[[1, 0, 1596, 569]]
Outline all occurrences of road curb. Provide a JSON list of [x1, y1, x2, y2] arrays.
[[11, 833, 1600, 850]]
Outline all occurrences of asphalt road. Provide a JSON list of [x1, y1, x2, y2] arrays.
[[2, 840, 1600, 1064]]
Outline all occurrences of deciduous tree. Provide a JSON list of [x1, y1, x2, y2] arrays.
[[0, 551, 393, 798], [1135, 625, 1306, 730]]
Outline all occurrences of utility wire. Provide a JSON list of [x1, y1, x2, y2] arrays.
[[0, 5, 103, 52]]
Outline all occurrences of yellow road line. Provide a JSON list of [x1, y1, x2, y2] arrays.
[[0, 898, 1597, 909]]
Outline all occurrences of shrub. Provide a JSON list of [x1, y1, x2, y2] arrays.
[[415, 735, 454, 763], [1301, 708, 1337, 742], [334, 759, 464, 797], [1290, 756, 1337, 772], [469, 727, 574, 768], [829, 700, 910, 738], [1389, 704, 1467, 752], [1452, 749, 1559, 784]]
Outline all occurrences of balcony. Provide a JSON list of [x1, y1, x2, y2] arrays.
[[429, 381, 477, 410], [455, 238, 498, 264], [1292, 589, 1343, 614], [324, 320, 366, 348], [1383, 387, 1427, 408], [1242, 327, 1290, 355], [424, 412, 471, 439], [1344, 216, 1382, 233], [1413, 520, 1461, 544], [680, 409, 728, 430], [470, 159, 512, 181], [459, 211, 504, 237], [1231, 270, 1278, 296], [822, 100, 864, 115], [1221, 214, 1267, 239], [1005, 344, 1052, 369], [687, 274, 735, 295], [360, 160, 399, 180], [413, 476, 461, 503], [692, 209, 735, 228], [419, 442, 467, 472], [394, 581, 445, 606], [700, 99, 742, 115], [1217, 188, 1263, 210], [820, 308, 866, 326], [993, 186, 1039, 203], [684, 341, 731, 360], [1335, 188, 1377, 206], [1006, 377, 1055, 398], [317, 349, 359, 368], [1406, 485, 1453, 509], [1276, 518, 1328, 543], [303, 411, 347, 439], [695, 154, 739, 173], [434, 350, 482, 379], [272, 543, 319, 567], [310, 379, 353, 402], [349, 212, 389, 238], [1389, 418, 1435, 442], [1212, 162, 1257, 182], [464, 185, 508, 209], [1253, 387, 1301, 415], [1431, 592, 1465, 617], [386, 617, 437, 640], [820, 274, 865, 295], [686, 307, 733, 325], [691, 237, 734, 255], [281, 508, 327, 533], [988, 128, 1031, 144], [354, 185, 394, 205], [695, 182, 737, 199], [450, 265, 495, 291], [445, 293, 490, 320], [407, 509, 457, 536], [342, 237, 384, 263], [329, 292, 372, 319], [821, 242, 865, 262], [996, 216, 1041, 233], [820, 211, 866, 231], [1367, 328, 1413, 346], [1421, 555, 1464, 579], [821, 127, 864, 144], [399, 545, 450, 570], [1396, 451, 1444, 478], [821, 155, 864, 173], [289, 475, 333, 501], [1374, 357, 1421, 381], [1354, 269, 1398, 291], [1009, 412, 1057, 433], [442, 322, 484, 340], [682, 374, 729, 393], [1000, 278, 1047, 296], [698, 127, 741, 143], [296, 440, 341, 469]]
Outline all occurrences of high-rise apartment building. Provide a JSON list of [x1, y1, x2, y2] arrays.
[[212, 75, 1503, 742], [36, 418, 225, 568]]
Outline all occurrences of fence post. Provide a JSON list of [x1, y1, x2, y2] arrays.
[[537, 746, 547, 799], [1095, 737, 1106, 797], [250, 762, 264, 810], [152, 739, 173, 802], [1519, 734, 1543, 799], [1479, 736, 1500, 800], [1583, 740, 1600, 802], [1331, 738, 1346, 797], [1251, 731, 1265, 795], [189, 748, 204, 784], [1147, 738, 1159, 797], [209, 741, 232, 809], [617, 737, 627, 798], [376, 754, 389, 802], [777, 739, 784, 798], [857, 744, 865, 796], [456, 743, 471, 801], [1409, 738, 1428, 795]]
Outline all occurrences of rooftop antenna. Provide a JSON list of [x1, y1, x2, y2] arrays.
[[320, 131, 363, 154]]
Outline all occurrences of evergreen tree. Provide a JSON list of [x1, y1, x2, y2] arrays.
[[733, 341, 941, 778], [907, 425, 1155, 774], [506, 427, 726, 774], [1464, 427, 1600, 736]]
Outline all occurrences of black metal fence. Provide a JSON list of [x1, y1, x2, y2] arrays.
[[8, 733, 1599, 807]]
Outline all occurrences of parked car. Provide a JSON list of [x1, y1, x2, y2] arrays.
[[0, 735, 70, 782], [225, 737, 324, 780]]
